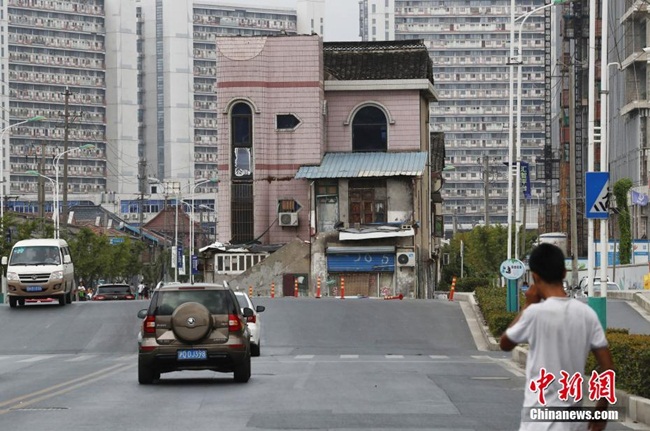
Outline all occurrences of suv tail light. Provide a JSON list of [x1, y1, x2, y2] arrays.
[[246, 315, 256, 324], [228, 314, 242, 332], [143, 315, 156, 334]]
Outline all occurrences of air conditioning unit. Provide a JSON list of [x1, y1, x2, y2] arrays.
[[278, 212, 299, 227], [396, 250, 416, 267]]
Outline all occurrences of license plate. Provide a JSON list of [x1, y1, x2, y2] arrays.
[[177, 349, 207, 361], [26, 286, 43, 292]]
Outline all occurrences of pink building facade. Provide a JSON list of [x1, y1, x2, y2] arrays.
[[215, 36, 444, 298]]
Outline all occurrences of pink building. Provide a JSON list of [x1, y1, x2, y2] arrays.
[[215, 36, 444, 298]]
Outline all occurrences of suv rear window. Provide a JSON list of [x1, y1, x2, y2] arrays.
[[97, 286, 131, 294], [155, 290, 233, 316]]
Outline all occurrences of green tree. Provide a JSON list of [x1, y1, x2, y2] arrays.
[[440, 225, 511, 288], [68, 229, 147, 286], [1, 214, 46, 257], [68, 228, 108, 287], [613, 178, 633, 264]]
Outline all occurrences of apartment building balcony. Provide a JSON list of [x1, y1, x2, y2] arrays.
[[194, 135, 218, 146], [621, 0, 648, 23], [9, 0, 104, 17], [11, 126, 106, 142], [8, 32, 104, 52], [9, 52, 105, 70], [9, 89, 105, 106], [9, 70, 105, 88], [620, 100, 650, 117]]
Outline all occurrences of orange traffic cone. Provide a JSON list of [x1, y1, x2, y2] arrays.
[[449, 276, 457, 301]]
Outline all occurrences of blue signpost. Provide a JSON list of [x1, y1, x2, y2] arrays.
[[191, 255, 198, 275], [585, 171, 610, 329]]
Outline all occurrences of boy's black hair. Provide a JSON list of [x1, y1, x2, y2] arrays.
[[528, 243, 566, 284]]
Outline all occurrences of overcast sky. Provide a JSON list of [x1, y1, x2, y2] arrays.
[[226, 0, 361, 42]]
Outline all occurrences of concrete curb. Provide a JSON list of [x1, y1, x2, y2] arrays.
[[462, 291, 650, 427], [454, 292, 501, 351]]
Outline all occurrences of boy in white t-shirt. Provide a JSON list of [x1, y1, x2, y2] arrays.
[[500, 243, 615, 431]]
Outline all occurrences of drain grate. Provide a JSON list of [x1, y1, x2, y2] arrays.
[[10, 407, 69, 411]]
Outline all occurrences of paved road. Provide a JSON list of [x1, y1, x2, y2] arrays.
[[0, 298, 645, 431], [576, 298, 650, 335]]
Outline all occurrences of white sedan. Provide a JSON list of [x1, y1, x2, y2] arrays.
[[583, 281, 621, 297], [234, 291, 265, 357]]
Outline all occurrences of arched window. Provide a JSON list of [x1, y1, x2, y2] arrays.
[[230, 102, 253, 243], [352, 106, 387, 152]]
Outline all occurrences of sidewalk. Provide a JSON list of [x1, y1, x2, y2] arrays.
[[455, 291, 650, 428]]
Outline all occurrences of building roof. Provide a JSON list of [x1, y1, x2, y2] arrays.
[[295, 152, 428, 179], [69, 204, 124, 226], [323, 40, 433, 84]]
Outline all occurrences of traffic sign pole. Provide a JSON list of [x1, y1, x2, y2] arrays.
[[500, 259, 525, 313], [507, 279, 519, 313]]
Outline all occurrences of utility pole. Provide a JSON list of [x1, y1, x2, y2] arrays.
[[138, 158, 146, 238], [62, 87, 71, 236], [38, 141, 45, 233], [483, 157, 490, 226], [569, 58, 579, 289]]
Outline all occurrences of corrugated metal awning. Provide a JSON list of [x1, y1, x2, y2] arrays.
[[327, 246, 396, 254], [295, 152, 427, 179]]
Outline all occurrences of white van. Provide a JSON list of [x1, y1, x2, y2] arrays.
[[2, 238, 75, 308]]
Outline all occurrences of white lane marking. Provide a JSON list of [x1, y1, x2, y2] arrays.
[[429, 355, 449, 359], [65, 355, 96, 362], [17, 355, 57, 363], [472, 355, 526, 378], [113, 354, 135, 362], [340, 355, 359, 359], [385, 354, 404, 359], [295, 355, 314, 359]]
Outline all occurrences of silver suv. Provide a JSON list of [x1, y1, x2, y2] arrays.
[[137, 282, 253, 384]]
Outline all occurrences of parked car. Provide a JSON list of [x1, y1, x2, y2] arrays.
[[583, 281, 621, 297], [92, 284, 135, 301], [136, 282, 253, 384], [234, 291, 265, 357], [577, 275, 609, 293]]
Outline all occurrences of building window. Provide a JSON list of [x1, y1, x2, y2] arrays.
[[230, 102, 254, 243], [278, 199, 300, 212], [231, 102, 252, 178], [276, 114, 301, 130], [349, 179, 386, 224], [352, 106, 387, 152]]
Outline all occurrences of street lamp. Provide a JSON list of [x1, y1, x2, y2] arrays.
[[509, 0, 572, 259], [504, 0, 571, 312], [25, 170, 56, 233], [53, 143, 95, 238], [0, 115, 46, 234], [189, 178, 218, 284]]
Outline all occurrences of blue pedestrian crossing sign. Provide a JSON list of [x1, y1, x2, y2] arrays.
[[585, 172, 609, 219]]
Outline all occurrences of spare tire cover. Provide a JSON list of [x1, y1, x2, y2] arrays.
[[171, 301, 212, 343]]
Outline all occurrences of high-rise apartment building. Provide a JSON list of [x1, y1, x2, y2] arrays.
[[2, 0, 110, 213], [360, 0, 550, 236]]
